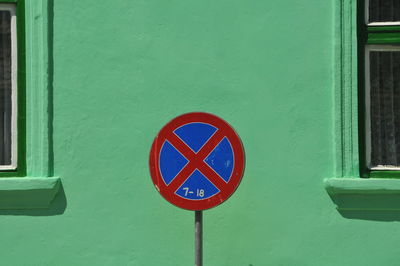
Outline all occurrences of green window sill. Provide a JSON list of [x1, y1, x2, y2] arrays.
[[0, 177, 60, 209], [324, 178, 400, 211]]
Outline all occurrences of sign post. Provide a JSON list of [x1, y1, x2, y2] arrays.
[[149, 112, 245, 265], [195, 210, 202, 266]]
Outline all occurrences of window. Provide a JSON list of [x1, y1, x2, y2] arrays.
[[363, 0, 400, 173], [324, 0, 400, 213], [0, 0, 53, 179], [0, 3, 17, 170], [0, 0, 61, 210]]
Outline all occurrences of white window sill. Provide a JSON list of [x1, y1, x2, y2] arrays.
[[0, 177, 60, 209]]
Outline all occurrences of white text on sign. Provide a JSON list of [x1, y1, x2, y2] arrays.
[[183, 187, 205, 198]]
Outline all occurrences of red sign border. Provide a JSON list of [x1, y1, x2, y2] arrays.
[[149, 112, 245, 211]]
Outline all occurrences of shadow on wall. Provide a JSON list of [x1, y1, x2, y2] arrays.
[[0, 183, 67, 216], [339, 210, 400, 221], [328, 193, 400, 222]]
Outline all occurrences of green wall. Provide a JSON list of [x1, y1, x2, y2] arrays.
[[1, 0, 400, 265]]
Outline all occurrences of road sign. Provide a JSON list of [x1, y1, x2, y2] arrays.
[[149, 112, 245, 210]]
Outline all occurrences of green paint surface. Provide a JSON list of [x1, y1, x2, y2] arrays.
[[1, 0, 400, 265], [368, 32, 400, 44]]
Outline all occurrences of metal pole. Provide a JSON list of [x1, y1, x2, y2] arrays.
[[195, 210, 203, 266]]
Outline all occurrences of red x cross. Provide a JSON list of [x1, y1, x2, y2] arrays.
[[165, 129, 228, 193]]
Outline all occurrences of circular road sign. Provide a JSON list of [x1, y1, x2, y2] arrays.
[[149, 112, 245, 210]]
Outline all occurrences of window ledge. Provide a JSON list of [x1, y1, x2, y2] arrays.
[[0, 177, 60, 209], [324, 178, 400, 211], [325, 178, 400, 210], [325, 177, 400, 194]]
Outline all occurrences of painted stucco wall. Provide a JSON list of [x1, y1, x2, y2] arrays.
[[1, 0, 400, 265]]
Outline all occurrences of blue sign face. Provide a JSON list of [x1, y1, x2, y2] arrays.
[[159, 122, 234, 200]]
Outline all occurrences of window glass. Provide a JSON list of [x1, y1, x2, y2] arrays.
[[368, 49, 400, 168], [0, 9, 12, 166], [369, 0, 400, 23]]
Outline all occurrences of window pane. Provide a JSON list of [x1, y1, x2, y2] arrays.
[[369, 0, 400, 23], [0, 10, 12, 166], [369, 50, 400, 168]]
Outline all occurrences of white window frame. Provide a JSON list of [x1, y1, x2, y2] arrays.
[[0, 4, 17, 170], [365, 44, 400, 170]]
